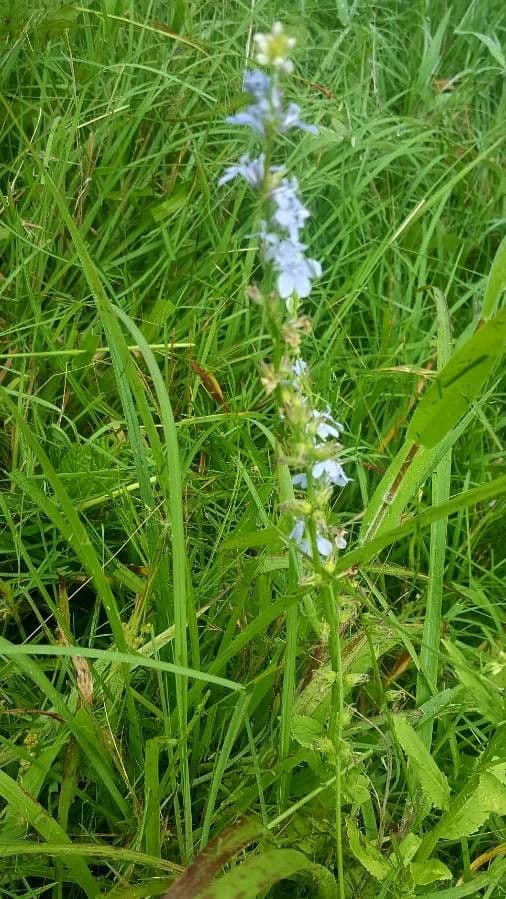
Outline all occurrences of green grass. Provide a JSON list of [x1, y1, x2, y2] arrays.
[[0, 0, 505, 896]]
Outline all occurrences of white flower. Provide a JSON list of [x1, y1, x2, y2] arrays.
[[312, 458, 349, 487], [311, 408, 343, 441], [289, 517, 334, 559], [334, 530, 347, 550], [292, 458, 348, 490], [254, 22, 296, 74]]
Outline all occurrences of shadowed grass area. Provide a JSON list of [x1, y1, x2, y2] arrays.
[[0, 0, 505, 896]]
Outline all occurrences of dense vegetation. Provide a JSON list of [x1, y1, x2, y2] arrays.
[[0, 1, 505, 896]]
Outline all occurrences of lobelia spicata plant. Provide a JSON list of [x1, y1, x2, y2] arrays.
[[220, 25, 352, 887], [219, 23, 350, 573]]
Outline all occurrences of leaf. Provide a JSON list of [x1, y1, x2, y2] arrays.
[[443, 640, 504, 724], [0, 773, 99, 898], [222, 527, 280, 550], [398, 833, 421, 864], [393, 716, 450, 810], [347, 820, 392, 881], [42, 4, 79, 34], [411, 859, 452, 885], [421, 859, 506, 897], [163, 817, 263, 898], [457, 31, 506, 69], [195, 848, 337, 899], [291, 714, 324, 748], [438, 775, 498, 840], [482, 234, 506, 319], [407, 307, 506, 448], [339, 475, 506, 576], [419, 766, 506, 860], [0, 735, 67, 840]]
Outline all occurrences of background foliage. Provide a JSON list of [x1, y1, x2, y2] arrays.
[[0, 0, 505, 896]]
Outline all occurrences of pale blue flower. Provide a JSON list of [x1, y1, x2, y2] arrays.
[[226, 107, 267, 135], [270, 176, 310, 241], [244, 69, 271, 99], [312, 458, 349, 487], [226, 70, 318, 138], [289, 518, 305, 545], [289, 518, 333, 559], [292, 358, 308, 386], [292, 457, 348, 490], [277, 102, 318, 135], [218, 153, 266, 188], [260, 233, 322, 299], [311, 409, 343, 441], [292, 358, 308, 377], [314, 533, 334, 557]]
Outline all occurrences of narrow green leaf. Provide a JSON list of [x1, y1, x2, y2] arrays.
[[393, 716, 450, 810], [199, 692, 251, 849], [416, 289, 453, 746], [482, 234, 506, 319], [0, 643, 242, 692], [338, 474, 506, 575], [0, 840, 181, 873], [407, 308, 506, 448]]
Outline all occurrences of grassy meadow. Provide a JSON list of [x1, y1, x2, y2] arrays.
[[0, 0, 505, 896]]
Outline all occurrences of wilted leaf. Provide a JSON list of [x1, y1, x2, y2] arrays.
[[162, 817, 263, 898], [196, 848, 337, 899]]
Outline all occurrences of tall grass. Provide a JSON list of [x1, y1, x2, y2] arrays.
[[0, 0, 505, 896]]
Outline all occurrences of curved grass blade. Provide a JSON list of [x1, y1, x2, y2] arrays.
[[0, 775, 100, 898], [0, 643, 242, 692], [111, 305, 194, 858], [415, 290, 452, 745]]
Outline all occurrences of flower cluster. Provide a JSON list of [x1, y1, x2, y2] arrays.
[[287, 364, 349, 559], [254, 21, 296, 73], [220, 61, 321, 303], [220, 23, 349, 566], [226, 69, 317, 137]]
